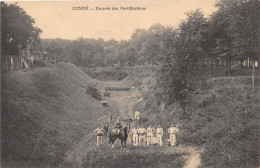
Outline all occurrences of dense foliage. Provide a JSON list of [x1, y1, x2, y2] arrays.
[[1, 2, 42, 55], [210, 0, 260, 76], [40, 24, 176, 67], [145, 0, 260, 167], [152, 0, 259, 114], [156, 10, 209, 116]]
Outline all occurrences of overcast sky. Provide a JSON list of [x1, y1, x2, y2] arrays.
[[13, 0, 217, 41]]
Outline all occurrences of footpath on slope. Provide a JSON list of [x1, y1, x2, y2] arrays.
[[61, 80, 202, 168]]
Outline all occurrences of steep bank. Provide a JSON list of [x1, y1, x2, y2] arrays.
[[136, 75, 260, 168], [1, 63, 109, 167]]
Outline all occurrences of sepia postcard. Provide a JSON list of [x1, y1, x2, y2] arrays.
[[1, 0, 259, 168]]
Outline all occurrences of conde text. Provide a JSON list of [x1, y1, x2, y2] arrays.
[[72, 6, 146, 11]]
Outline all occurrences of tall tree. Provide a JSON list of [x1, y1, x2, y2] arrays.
[[212, 0, 260, 89], [1, 2, 42, 55], [156, 10, 208, 117]]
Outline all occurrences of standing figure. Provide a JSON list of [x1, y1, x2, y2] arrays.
[[94, 125, 104, 147], [138, 125, 147, 146], [132, 126, 139, 146], [104, 124, 109, 136], [168, 124, 179, 147], [114, 117, 122, 134], [156, 125, 163, 147], [147, 125, 154, 146], [114, 117, 122, 128], [137, 126, 141, 146], [127, 122, 131, 133], [109, 113, 113, 123], [135, 111, 140, 121]]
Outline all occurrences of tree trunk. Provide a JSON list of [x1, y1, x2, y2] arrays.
[[252, 58, 255, 92]]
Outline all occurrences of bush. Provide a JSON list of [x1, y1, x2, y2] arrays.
[[86, 85, 102, 100]]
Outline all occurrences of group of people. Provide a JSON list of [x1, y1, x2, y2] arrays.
[[131, 124, 179, 147], [94, 116, 125, 147], [94, 115, 180, 147]]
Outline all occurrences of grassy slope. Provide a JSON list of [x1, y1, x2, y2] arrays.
[[3, 64, 258, 167], [1, 63, 108, 167], [82, 146, 185, 168], [187, 76, 260, 168], [90, 66, 259, 168], [136, 74, 260, 168], [62, 66, 187, 168]]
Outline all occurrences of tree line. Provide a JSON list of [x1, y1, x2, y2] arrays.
[[2, 1, 258, 73], [154, 0, 259, 115], [2, 1, 259, 97], [39, 24, 175, 68]]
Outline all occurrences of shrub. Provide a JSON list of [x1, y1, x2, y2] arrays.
[[85, 85, 102, 100]]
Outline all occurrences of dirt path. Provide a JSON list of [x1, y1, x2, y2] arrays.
[[164, 146, 202, 168], [108, 88, 202, 168], [61, 81, 202, 168], [184, 147, 202, 168]]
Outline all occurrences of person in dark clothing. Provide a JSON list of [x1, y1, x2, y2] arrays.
[[104, 124, 109, 136]]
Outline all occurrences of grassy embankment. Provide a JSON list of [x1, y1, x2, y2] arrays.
[[82, 146, 185, 168], [1, 63, 115, 167], [3, 63, 258, 168], [134, 67, 260, 168]]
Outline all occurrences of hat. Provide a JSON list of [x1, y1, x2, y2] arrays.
[[171, 124, 174, 127], [117, 117, 120, 119]]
